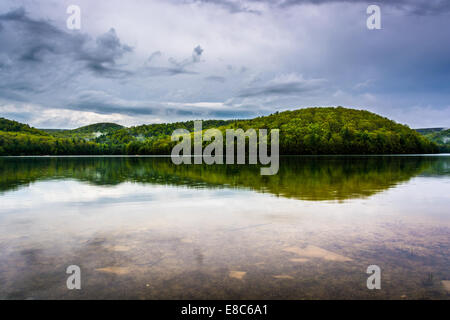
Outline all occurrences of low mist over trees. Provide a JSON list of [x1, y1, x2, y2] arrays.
[[417, 128, 450, 153]]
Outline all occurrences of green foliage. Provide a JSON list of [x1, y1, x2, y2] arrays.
[[0, 107, 440, 155], [418, 128, 450, 152], [0, 156, 443, 200], [71, 122, 124, 133], [0, 117, 48, 136], [231, 107, 438, 154], [0, 131, 111, 156], [96, 120, 233, 143], [43, 122, 124, 140]]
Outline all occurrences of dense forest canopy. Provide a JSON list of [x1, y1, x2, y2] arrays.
[[0, 118, 48, 136], [0, 107, 441, 155]]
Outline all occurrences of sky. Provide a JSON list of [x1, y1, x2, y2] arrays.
[[0, 0, 449, 129]]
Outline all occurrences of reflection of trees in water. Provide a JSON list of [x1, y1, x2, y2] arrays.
[[418, 157, 450, 177], [0, 156, 448, 200]]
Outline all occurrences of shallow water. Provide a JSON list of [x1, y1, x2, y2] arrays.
[[0, 155, 449, 299]]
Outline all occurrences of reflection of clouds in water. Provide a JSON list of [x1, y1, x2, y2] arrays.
[[1, 176, 450, 249], [0, 158, 449, 298], [2, 156, 446, 201]]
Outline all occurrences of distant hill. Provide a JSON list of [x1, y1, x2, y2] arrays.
[[0, 107, 440, 155], [415, 128, 446, 134], [416, 128, 450, 152], [0, 118, 101, 155], [71, 123, 124, 133], [96, 120, 234, 145], [43, 123, 124, 140], [0, 118, 48, 136]]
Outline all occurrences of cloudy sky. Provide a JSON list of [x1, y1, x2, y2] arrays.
[[0, 0, 449, 128]]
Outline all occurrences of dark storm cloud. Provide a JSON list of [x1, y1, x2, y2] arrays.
[[178, 0, 261, 14], [65, 90, 255, 119], [0, 88, 29, 102], [0, 7, 84, 62], [143, 66, 198, 76], [276, 0, 450, 15], [238, 78, 326, 98], [0, 6, 215, 123], [77, 28, 133, 77], [85, 62, 133, 79], [188, 0, 450, 15], [0, 7, 60, 32], [0, 7, 133, 83]]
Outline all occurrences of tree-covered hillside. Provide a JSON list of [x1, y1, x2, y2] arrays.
[[73, 123, 124, 133], [96, 107, 437, 155], [96, 120, 234, 145], [236, 107, 438, 154], [417, 128, 450, 152], [0, 118, 106, 155], [0, 107, 440, 155], [0, 118, 48, 136], [43, 122, 124, 140]]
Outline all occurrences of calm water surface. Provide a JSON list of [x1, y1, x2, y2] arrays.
[[0, 155, 449, 299]]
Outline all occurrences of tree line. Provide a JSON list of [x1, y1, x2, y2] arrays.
[[0, 107, 439, 156]]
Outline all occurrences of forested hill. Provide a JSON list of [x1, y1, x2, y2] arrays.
[[72, 123, 124, 133], [42, 122, 124, 140], [224, 107, 438, 154], [96, 120, 234, 145], [416, 127, 450, 152], [0, 118, 48, 136], [0, 107, 440, 155]]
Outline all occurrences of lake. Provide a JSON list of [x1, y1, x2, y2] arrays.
[[0, 155, 449, 299]]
